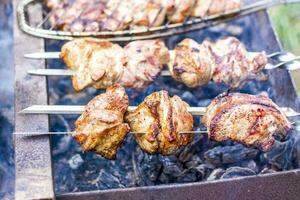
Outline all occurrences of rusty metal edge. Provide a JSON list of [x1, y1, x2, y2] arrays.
[[13, 0, 54, 199]]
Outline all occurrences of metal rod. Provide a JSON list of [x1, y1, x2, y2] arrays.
[[24, 51, 282, 60], [14, 130, 208, 136], [19, 105, 300, 117], [27, 68, 171, 76], [26, 54, 300, 77]]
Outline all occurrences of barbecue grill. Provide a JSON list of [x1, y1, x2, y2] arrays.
[[17, 0, 300, 41], [13, 0, 300, 200]]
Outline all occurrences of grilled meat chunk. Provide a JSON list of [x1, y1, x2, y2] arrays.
[[60, 38, 126, 91], [60, 38, 168, 90], [131, 0, 173, 29], [192, 0, 241, 17], [46, 0, 242, 31], [73, 84, 130, 160], [48, 0, 107, 32], [168, 37, 266, 88], [167, 0, 196, 23], [120, 40, 169, 89], [208, 37, 267, 88], [169, 38, 214, 87], [101, 0, 137, 31], [125, 91, 194, 155], [202, 93, 291, 151]]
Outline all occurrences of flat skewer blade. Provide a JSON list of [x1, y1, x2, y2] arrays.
[[19, 105, 207, 116], [24, 52, 60, 59], [27, 69, 74, 76], [13, 130, 208, 136], [27, 69, 170, 77]]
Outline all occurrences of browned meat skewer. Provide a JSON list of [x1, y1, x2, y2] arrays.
[[72, 85, 291, 159], [73, 84, 130, 160], [169, 37, 267, 88], [45, 0, 242, 32], [60, 38, 169, 91], [60, 37, 267, 90], [125, 90, 194, 155], [202, 92, 292, 151]]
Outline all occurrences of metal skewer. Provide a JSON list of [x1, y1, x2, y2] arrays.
[[13, 130, 208, 136], [24, 51, 283, 60], [25, 51, 300, 77], [19, 105, 300, 117]]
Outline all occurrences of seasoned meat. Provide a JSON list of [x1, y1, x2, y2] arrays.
[[46, 0, 241, 31], [125, 91, 194, 155], [168, 38, 214, 87], [167, 0, 196, 23], [192, 0, 241, 17], [119, 39, 169, 89], [202, 93, 291, 151], [60, 38, 126, 91], [60, 38, 168, 91], [208, 37, 267, 88], [73, 84, 130, 160], [131, 0, 169, 29], [48, 0, 107, 32], [101, 0, 137, 31]]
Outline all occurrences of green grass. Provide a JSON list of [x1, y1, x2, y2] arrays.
[[269, 4, 300, 92]]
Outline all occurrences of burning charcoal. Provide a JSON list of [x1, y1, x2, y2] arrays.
[[262, 138, 294, 170], [185, 155, 203, 168], [181, 91, 196, 104], [134, 149, 162, 186], [220, 167, 256, 179], [206, 168, 225, 181], [193, 164, 215, 180], [177, 136, 203, 163], [238, 160, 258, 173], [99, 170, 125, 189], [158, 156, 184, 183], [68, 154, 84, 170], [197, 99, 211, 107], [159, 156, 184, 176], [176, 168, 200, 183], [204, 144, 259, 166], [53, 135, 73, 156]]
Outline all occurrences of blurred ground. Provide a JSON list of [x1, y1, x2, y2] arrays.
[[270, 4, 300, 93], [0, 1, 14, 199]]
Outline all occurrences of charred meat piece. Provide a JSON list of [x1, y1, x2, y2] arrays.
[[119, 39, 169, 89], [169, 38, 214, 88], [167, 0, 196, 23], [60, 38, 126, 91], [192, 0, 241, 17], [125, 91, 194, 155], [208, 37, 267, 88], [202, 93, 291, 151], [73, 84, 130, 160]]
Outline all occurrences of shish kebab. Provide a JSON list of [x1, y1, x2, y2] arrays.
[[26, 37, 300, 91], [46, 0, 241, 32], [20, 84, 298, 160]]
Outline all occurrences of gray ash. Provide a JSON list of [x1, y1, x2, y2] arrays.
[[45, 13, 300, 194]]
